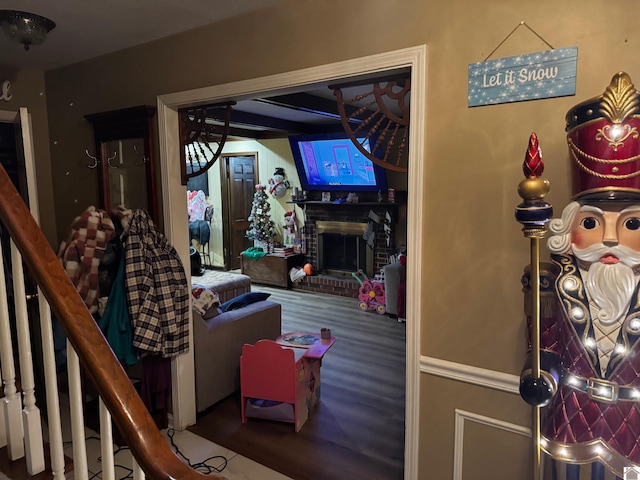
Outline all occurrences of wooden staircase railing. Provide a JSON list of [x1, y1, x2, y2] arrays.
[[0, 163, 227, 480]]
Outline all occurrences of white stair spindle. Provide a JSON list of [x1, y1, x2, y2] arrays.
[[67, 345, 89, 480], [0, 236, 24, 460], [10, 240, 45, 474], [37, 289, 67, 480], [133, 457, 145, 480], [99, 398, 115, 480]]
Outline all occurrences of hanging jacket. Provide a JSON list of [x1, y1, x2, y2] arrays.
[[98, 256, 137, 365], [122, 209, 189, 357], [57, 206, 115, 314]]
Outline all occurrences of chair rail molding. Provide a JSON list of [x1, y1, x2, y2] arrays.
[[421, 355, 520, 395]]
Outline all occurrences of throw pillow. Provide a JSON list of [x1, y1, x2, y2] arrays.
[[220, 291, 271, 312], [192, 286, 220, 315]]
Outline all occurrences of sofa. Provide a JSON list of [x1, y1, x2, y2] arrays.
[[192, 269, 253, 303], [191, 270, 282, 413]]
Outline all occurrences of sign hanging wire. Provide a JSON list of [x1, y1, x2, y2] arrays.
[[483, 21, 555, 62]]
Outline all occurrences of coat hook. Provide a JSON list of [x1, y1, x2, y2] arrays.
[[107, 151, 118, 169], [132, 144, 148, 166], [85, 149, 98, 169]]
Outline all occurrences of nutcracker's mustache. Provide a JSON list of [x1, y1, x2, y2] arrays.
[[572, 243, 640, 325], [572, 243, 640, 267]]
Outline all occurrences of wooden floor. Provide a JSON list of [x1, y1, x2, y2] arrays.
[[0, 445, 73, 480], [188, 285, 406, 480]]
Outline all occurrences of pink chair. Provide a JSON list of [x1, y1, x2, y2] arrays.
[[240, 339, 310, 432]]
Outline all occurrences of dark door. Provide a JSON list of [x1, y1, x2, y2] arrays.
[[221, 155, 256, 270], [0, 116, 46, 412]]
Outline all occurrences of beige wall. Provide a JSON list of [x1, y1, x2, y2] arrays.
[[41, 0, 640, 477], [0, 67, 56, 245]]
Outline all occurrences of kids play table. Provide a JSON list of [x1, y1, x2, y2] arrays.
[[276, 331, 336, 411], [275, 331, 336, 360], [241, 332, 336, 431]]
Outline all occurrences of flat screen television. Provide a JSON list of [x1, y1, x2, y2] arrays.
[[288, 132, 387, 192]]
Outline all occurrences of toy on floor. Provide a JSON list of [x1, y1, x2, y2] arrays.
[[352, 270, 386, 314]]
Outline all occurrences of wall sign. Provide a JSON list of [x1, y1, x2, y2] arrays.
[[1, 80, 12, 102], [468, 46, 577, 107]]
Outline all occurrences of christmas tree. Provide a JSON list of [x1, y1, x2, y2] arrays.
[[246, 184, 276, 244]]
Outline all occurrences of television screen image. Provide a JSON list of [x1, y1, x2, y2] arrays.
[[289, 133, 387, 192]]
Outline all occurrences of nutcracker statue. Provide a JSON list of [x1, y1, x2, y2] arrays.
[[517, 72, 640, 480]]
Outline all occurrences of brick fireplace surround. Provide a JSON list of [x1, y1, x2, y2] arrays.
[[291, 200, 397, 298]]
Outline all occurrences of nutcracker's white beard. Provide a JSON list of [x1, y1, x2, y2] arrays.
[[572, 243, 640, 325]]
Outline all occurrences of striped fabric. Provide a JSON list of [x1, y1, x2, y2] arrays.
[[123, 210, 189, 357]]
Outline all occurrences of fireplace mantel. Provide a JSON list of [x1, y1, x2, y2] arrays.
[[289, 201, 397, 206], [288, 200, 398, 212], [289, 200, 399, 223]]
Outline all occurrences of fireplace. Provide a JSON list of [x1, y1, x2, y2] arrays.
[[293, 200, 397, 297], [316, 221, 373, 277]]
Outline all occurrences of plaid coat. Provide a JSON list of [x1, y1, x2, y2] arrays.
[[123, 210, 189, 357], [58, 206, 115, 314]]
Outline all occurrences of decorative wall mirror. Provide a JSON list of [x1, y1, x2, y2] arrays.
[[85, 105, 158, 221]]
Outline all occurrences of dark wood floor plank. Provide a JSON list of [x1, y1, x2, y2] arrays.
[[189, 285, 406, 480], [0, 444, 73, 480]]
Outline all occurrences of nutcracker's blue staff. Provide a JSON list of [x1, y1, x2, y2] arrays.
[[515, 133, 553, 480]]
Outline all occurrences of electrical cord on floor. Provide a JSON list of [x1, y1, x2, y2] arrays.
[[82, 429, 228, 479], [166, 428, 228, 475], [85, 435, 134, 480]]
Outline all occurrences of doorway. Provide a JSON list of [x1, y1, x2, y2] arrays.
[[158, 45, 426, 479], [220, 154, 256, 270], [0, 111, 47, 414]]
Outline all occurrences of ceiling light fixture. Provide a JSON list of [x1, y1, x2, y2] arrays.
[[0, 10, 56, 51]]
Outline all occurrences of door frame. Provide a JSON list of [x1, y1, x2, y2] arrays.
[[157, 45, 427, 480]]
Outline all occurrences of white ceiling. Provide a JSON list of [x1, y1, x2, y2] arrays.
[[0, 0, 281, 71]]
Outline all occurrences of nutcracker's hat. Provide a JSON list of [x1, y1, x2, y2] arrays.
[[566, 71, 640, 202]]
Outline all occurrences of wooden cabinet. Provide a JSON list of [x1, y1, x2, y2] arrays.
[[85, 106, 158, 221], [241, 253, 304, 288]]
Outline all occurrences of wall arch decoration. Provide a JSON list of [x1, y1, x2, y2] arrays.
[[179, 102, 234, 184], [332, 75, 410, 173]]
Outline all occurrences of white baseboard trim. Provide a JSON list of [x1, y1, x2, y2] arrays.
[[421, 355, 520, 395]]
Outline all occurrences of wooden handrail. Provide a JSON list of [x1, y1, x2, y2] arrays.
[[0, 163, 227, 480]]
